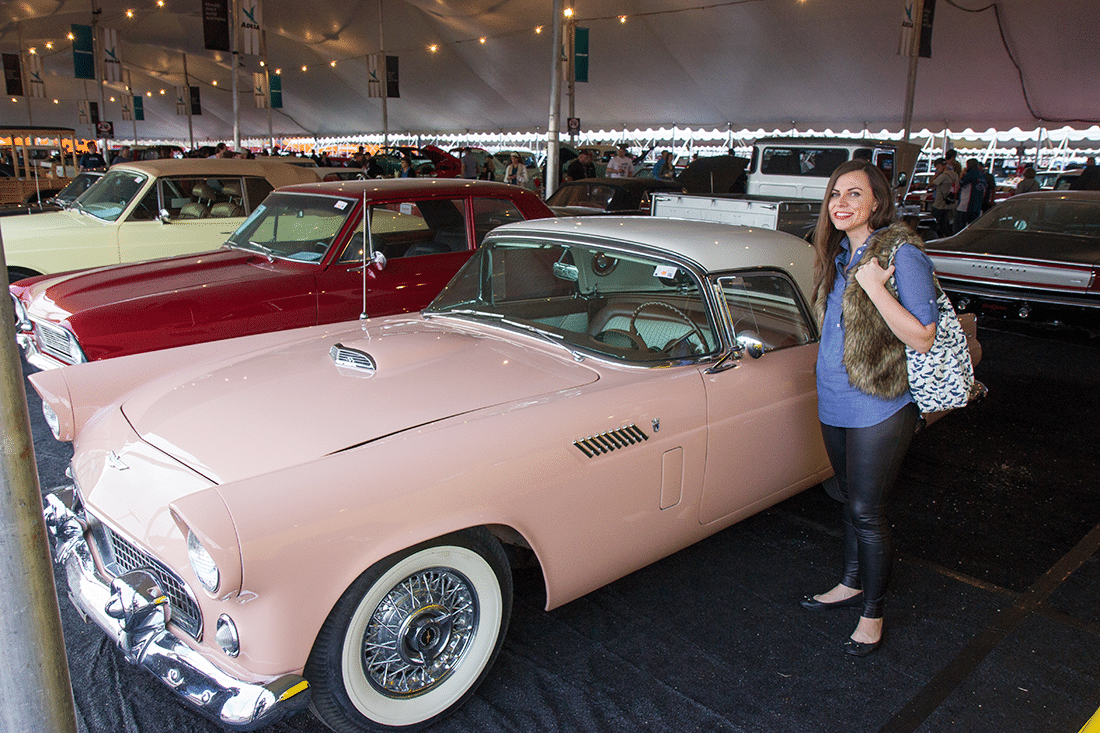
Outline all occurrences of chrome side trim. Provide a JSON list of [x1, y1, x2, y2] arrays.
[[573, 424, 649, 458], [42, 488, 310, 731]]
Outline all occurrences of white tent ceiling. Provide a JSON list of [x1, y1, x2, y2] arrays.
[[1, 0, 1097, 145]]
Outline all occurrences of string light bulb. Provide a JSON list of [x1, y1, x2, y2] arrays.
[[301, 65, 307, 72], [126, 9, 134, 18], [535, 26, 543, 34], [428, 44, 438, 53]]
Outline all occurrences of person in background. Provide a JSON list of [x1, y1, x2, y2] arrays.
[[929, 157, 958, 239], [399, 156, 416, 178], [110, 146, 132, 165], [606, 145, 634, 178], [505, 153, 528, 187], [653, 150, 675, 180], [803, 159, 937, 658], [955, 158, 987, 231], [461, 148, 479, 179], [1014, 167, 1041, 195], [1069, 157, 1100, 190], [566, 150, 596, 181], [480, 154, 496, 181]]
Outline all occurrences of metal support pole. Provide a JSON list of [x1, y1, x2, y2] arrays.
[[379, 0, 388, 149], [545, 0, 564, 197], [566, 14, 575, 146], [901, 0, 925, 143], [231, 0, 241, 151], [0, 236, 79, 733], [183, 53, 195, 151]]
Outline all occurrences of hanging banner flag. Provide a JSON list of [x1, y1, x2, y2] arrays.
[[121, 93, 133, 121], [898, 0, 936, 57], [2, 53, 24, 96], [25, 52, 45, 98], [190, 86, 202, 115], [101, 28, 122, 82], [385, 55, 399, 98], [367, 54, 382, 98], [268, 71, 282, 109], [368, 55, 399, 98], [240, 0, 262, 56], [175, 86, 188, 115], [72, 24, 95, 80], [203, 0, 232, 52], [574, 27, 589, 83], [78, 99, 90, 124], [253, 71, 268, 108], [90, 101, 100, 124], [133, 95, 144, 121]]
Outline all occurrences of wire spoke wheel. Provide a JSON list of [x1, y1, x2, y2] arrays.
[[306, 528, 512, 732]]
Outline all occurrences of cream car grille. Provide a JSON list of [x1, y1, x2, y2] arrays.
[[34, 321, 77, 364], [105, 527, 203, 640], [573, 424, 649, 458]]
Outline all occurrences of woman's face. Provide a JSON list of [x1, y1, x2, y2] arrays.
[[828, 170, 878, 242]]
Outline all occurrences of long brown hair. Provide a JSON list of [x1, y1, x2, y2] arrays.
[[810, 160, 896, 307]]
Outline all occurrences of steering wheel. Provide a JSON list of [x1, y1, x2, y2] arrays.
[[629, 301, 708, 355], [593, 328, 647, 351]]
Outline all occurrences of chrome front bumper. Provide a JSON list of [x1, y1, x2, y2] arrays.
[[43, 487, 310, 730], [15, 331, 67, 371]]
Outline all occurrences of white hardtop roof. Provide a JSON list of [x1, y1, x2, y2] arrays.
[[111, 158, 322, 187], [491, 216, 817, 286]]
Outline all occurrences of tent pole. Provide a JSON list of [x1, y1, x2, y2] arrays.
[[545, 0, 563, 197], [901, 0, 925, 143]]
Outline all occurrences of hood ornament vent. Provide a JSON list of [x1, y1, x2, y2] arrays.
[[330, 343, 376, 374], [573, 424, 648, 458]]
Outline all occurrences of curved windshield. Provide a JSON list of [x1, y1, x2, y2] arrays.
[[226, 192, 356, 262], [73, 169, 148, 221], [426, 239, 719, 363], [972, 197, 1100, 237], [546, 183, 616, 210]]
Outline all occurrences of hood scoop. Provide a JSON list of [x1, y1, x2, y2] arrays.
[[330, 343, 377, 374]]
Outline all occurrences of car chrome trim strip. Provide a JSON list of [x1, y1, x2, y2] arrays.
[[42, 487, 310, 731], [573, 424, 649, 458]]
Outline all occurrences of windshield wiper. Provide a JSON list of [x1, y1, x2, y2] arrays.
[[244, 240, 275, 262], [499, 318, 585, 361], [424, 308, 505, 321]]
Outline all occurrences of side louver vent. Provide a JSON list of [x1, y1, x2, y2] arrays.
[[573, 424, 649, 458], [330, 343, 376, 373]]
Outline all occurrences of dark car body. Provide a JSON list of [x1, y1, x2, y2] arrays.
[[546, 177, 686, 215], [0, 171, 103, 217], [11, 179, 552, 369], [926, 191, 1100, 321]]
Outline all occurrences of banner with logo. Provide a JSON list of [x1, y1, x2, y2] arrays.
[[176, 86, 188, 115], [25, 52, 45, 98], [268, 71, 282, 109], [253, 71, 268, 108], [121, 93, 133, 121], [367, 54, 399, 98], [101, 28, 122, 82], [78, 99, 90, 124], [2, 53, 23, 96], [240, 0, 262, 56], [133, 95, 144, 121], [899, 0, 936, 57], [72, 24, 95, 80]]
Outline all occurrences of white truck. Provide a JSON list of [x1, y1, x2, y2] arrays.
[[653, 137, 922, 239]]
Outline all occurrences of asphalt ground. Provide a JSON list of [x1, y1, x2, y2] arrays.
[[13, 319, 1100, 733]]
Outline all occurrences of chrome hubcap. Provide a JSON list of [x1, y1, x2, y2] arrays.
[[362, 568, 477, 697]]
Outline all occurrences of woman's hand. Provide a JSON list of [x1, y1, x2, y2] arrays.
[[854, 258, 894, 294]]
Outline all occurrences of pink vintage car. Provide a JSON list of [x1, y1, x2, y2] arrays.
[[36, 217, 836, 731], [11, 179, 552, 371]]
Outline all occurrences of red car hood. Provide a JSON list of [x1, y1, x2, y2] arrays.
[[20, 248, 289, 323], [121, 317, 599, 484]]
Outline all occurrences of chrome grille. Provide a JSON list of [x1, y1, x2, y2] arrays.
[[105, 527, 203, 639], [573, 424, 649, 458], [330, 343, 376, 372], [34, 321, 77, 364]]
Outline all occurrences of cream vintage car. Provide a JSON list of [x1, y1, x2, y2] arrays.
[[3, 158, 321, 283], [35, 216, 833, 732]]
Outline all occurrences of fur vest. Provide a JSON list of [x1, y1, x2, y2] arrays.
[[813, 222, 927, 400]]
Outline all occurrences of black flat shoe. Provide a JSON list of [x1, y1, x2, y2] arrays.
[[842, 633, 884, 657], [799, 592, 863, 611]]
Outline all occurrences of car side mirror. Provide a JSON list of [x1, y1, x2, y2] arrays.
[[158, 208, 171, 224]]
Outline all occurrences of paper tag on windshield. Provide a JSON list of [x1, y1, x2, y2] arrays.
[[334, 201, 348, 210], [654, 265, 678, 279]]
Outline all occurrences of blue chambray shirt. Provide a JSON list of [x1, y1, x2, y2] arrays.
[[817, 233, 938, 428]]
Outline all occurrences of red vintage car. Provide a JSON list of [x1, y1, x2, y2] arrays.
[[10, 178, 552, 369]]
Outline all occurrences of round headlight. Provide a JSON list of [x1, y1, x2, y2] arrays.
[[187, 530, 220, 593], [42, 401, 61, 440]]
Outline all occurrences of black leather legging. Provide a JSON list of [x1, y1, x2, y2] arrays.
[[820, 403, 919, 619]]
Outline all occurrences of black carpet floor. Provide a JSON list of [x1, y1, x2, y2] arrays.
[[17, 321, 1100, 733]]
